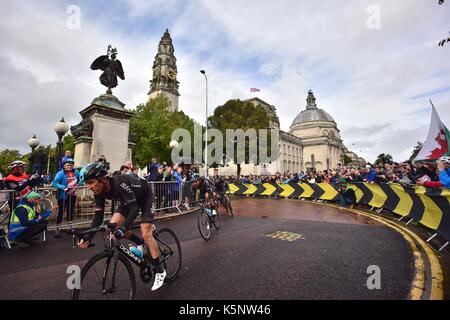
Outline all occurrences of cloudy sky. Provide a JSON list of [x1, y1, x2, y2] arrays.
[[1, 0, 449, 163]]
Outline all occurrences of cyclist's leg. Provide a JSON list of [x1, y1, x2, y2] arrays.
[[141, 198, 166, 290]]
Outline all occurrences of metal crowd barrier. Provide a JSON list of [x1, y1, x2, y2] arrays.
[[0, 180, 201, 246], [0, 190, 15, 249], [149, 180, 201, 213]]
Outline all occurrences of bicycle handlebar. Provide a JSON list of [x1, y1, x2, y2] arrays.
[[68, 221, 117, 241]]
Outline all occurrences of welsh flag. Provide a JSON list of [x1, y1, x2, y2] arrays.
[[415, 103, 450, 161]]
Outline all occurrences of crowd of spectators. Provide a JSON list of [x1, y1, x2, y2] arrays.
[[220, 158, 450, 189]]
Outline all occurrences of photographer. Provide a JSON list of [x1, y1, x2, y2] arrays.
[[338, 183, 356, 209]]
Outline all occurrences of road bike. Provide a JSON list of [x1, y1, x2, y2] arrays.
[[218, 192, 233, 217], [69, 221, 182, 300], [197, 201, 220, 241]]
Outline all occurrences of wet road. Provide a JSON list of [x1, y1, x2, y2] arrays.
[[0, 198, 414, 300]]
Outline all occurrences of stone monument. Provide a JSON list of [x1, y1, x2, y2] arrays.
[[72, 46, 134, 171]]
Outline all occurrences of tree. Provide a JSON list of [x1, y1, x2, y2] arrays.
[[0, 149, 22, 175], [129, 94, 197, 168], [63, 134, 75, 156], [208, 99, 271, 179], [409, 141, 423, 161], [343, 154, 353, 165], [375, 153, 393, 166]]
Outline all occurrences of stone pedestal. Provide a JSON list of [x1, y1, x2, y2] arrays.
[[74, 136, 93, 167], [73, 94, 134, 172]]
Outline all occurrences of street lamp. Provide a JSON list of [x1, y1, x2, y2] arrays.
[[28, 134, 40, 175], [200, 70, 208, 177], [54, 117, 69, 172], [28, 134, 40, 152]]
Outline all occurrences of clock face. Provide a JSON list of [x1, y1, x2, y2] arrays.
[[168, 68, 177, 80]]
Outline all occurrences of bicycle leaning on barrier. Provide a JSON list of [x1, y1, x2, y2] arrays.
[[69, 221, 182, 300]]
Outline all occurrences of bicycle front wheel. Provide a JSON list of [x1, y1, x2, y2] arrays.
[[198, 209, 211, 241], [155, 227, 182, 282], [212, 211, 220, 230], [72, 250, 136, 300]]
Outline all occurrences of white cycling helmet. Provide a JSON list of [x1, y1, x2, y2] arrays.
[[8, 160, 27, 170], [439, 156, 450, 164]]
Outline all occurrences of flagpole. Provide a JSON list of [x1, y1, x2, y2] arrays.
[[429, 99, 435, 109]]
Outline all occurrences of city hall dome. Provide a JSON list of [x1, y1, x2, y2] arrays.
[[290, 90, 335, 128]]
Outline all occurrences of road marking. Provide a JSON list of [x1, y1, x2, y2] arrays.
[[264, 231, 305, 242]]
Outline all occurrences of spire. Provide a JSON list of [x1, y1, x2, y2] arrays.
[[148, 29, 180, 112], [306, 90, 317, 110]]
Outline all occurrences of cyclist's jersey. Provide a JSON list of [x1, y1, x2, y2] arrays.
[[90, 175, 153, 235], [192, 177, 216, 199], [211, 175, 228, 194]]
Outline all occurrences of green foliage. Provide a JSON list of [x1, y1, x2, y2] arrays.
[[343, 154, 353, 165], [375, 153, 393, 166], [208, 99, 271, 177], [129, 94, 197, 168], [208, 99, 270, 131], [0, 149, 23, 175], [63, 134, 75, 155]]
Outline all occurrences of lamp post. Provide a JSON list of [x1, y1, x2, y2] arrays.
[[28, 135, 40, 152], [28, 135, 40, 175], [54, 117, 69, 173], [200, 70, 208, 177]]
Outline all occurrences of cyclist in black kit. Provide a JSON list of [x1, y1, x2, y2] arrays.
[[210, 170, 233, 215], [211, 171, 229, 195], [78, 162, 166, 291], [190, 173, 217, 207]]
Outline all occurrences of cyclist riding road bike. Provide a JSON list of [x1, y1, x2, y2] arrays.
[[78, 162, 166, 291], [190, 173, 217, 211]]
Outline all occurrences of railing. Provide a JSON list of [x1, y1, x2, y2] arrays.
[[0, 180, 199, 238]]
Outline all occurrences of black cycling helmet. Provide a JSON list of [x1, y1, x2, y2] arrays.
[[80, 162, 108, 183]]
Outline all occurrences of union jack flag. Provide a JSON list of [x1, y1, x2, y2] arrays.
[[250, 88, 260, 92]]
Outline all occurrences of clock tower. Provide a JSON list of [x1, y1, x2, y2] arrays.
[[148, 29, 180, 112]]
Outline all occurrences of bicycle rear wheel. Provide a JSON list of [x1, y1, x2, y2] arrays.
[[155, 227, 182, 282], [224, 195, 233, 217], [72, 250, 136, 300], [198, 209, 211, 241]]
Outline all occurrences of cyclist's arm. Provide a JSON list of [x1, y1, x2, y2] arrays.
[[85, 196, 106, 242]]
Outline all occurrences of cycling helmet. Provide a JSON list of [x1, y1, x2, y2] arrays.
[[63, 158, 75, 165], [80, 162, 108, 183], [439, 156, 450, 164], [191, 173, 200, 181], [8, 160, 27, 170]]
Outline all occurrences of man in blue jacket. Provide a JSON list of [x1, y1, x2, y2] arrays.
[[52, 158, 80, 237], [437, 156, 450, 188], [363, 165, 377, 183], [9, 192, 55, 248]]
